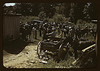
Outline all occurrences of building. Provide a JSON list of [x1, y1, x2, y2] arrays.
[[3, 15, 20, 40]]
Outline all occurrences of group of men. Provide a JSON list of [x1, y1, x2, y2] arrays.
[[19, 21, 58, 41], [19, 21, 96, 60], [19, 21, 96, 42]]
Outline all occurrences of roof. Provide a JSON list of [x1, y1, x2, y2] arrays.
[[32, 20, 43, 23], [91, 20, 97, 24], [4, 14, 22, 16]]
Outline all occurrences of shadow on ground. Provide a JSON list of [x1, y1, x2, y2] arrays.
[[3, 39, 28, 54]]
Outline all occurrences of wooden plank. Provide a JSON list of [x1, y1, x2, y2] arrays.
[[82, 44, 96, 52], [72, 44, 96, 65]]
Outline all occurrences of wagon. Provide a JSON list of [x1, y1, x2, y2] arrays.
[[37, 37, 69, 60]]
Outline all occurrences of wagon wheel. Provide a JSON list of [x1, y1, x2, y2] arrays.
[[37, 41, 45, 59], [57, 44, 70, 61], [37, 41, 42, 58]]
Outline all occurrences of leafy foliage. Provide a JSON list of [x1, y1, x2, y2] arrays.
[[53, 13, 66, 23], [3, 3, 97, 23], [38, 11, 46, 21]]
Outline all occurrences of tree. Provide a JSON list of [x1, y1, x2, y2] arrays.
[[38, 11, 46, 21], [74, 3, 85, 23], [53, 13, 66, 23], [69, 3, 76, 23], [82, 3, 97, 21], [39, 3, 56, 18], [14, 3, 35, 15]]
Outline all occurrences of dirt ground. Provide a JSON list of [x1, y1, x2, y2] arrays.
[[3, 43, 41, 68], [3, 43, 76, 68], [3, 33, 96, 68]]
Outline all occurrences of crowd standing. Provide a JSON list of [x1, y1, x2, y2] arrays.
[[20, 20, 96, 41], [19, 20, 96, 59]]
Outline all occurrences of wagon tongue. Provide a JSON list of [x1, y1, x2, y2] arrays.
[[39, 60, 48, 64]]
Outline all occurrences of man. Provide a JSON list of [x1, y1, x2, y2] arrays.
[[68, 27, 79, 59], [72, 36, 79, 59], [24, 23, 29, 41], [20, 24, 25, 40], [32, 27, 35, 39], [46, 26, 56, 38], [39, 24, 42, 37], [85, 26, 89, 36], [63, 28, 67, 37], [34, 27, 37, 39], [51, 27, 56, 38], [22, 24, 28, 41], [27, 23, 32, 41], [42, 27, 48, 40], [63, 25, 69, 37], [34, 23, 38, 39], [76, 25, 81, 39], [61, 24, 65, 38], [57, 24, 60, 35]]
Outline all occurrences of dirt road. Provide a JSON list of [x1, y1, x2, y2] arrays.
[[3, 43, 40, 68], [3, 43, 76, 68]]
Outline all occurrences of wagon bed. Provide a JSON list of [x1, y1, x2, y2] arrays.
[[37, 37, 65, 58]]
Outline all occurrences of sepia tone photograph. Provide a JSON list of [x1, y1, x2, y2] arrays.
[[3, 3, 97, 68]]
